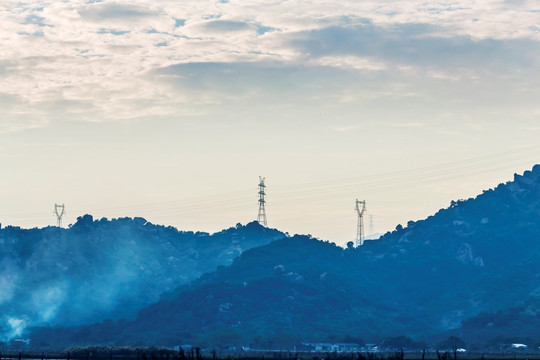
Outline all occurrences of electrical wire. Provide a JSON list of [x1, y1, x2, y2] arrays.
[[1, 146, 539, 228]]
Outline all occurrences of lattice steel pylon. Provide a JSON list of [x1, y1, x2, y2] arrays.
[[355, 199, 366, 246], [257, 176, 267, 227], [54, 203, 65, 227]]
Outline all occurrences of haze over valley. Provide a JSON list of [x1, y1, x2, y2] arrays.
[[2, 165, 540, 352], [1, 0, 539, 354]]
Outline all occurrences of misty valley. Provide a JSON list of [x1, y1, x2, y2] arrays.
[[3, 166, 540, 356]]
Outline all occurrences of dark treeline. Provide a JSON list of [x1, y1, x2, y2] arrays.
[[3, 348, 540, 360]]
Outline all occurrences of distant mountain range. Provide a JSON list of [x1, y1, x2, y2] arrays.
[[0, 216, 285, 343], [14, 165, 540, 351]]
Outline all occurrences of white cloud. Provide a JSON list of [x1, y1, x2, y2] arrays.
[[313, 55, 386, 71], [0, 0, 538, 128]]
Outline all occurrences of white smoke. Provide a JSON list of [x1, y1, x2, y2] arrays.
[[29, 284, 68, 322], [0, 316, 28, 342], [0, 265, 18, 305]]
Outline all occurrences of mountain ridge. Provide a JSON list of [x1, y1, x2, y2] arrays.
[[21, 165, 540, 349]]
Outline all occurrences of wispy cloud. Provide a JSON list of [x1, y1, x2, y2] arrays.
[[391, 122, 424, 128], [202, 20, 251, 32], [334, 125, 363, 132], [78, 3, 158, 22], [313, 55, 386, 71]]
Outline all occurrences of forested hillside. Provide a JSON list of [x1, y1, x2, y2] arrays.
[[0, 217, 285, 343], [26, 165, 540, 350]]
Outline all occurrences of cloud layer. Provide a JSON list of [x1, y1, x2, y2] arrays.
[[0, 0, 538, 129]]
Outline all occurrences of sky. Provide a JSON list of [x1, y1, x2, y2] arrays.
[[0, 0, 539, 246]]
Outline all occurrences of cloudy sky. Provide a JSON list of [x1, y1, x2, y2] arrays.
[[0, 0, 539, 245]]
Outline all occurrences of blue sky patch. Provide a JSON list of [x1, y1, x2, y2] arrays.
[[97, 28, 130, 35]]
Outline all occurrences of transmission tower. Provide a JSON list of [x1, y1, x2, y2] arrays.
[[257, 176, 267, 227], [54, 203, 65, 227], [355, 199, 366, 246]]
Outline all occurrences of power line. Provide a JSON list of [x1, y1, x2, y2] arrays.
[[1, 148, 538, 228]]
